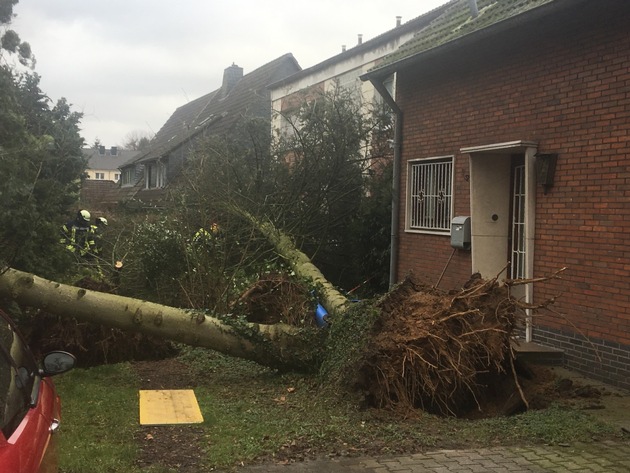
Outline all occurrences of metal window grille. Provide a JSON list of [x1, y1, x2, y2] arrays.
[[510, 164, 526, 279], [409, 159, 453, 231]]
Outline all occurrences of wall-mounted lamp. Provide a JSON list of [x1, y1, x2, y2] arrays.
[[535, 153, 558, 195]]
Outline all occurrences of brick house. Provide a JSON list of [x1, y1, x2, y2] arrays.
[[362, 0, 630, 388]]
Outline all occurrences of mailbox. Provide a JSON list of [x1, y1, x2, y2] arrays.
[[451, 216, 471, 250]]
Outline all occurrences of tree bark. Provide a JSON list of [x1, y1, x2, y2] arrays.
[[0, 268, 319, 371]]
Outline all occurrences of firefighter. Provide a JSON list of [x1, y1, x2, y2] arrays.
[[192, 222, 220, 245], [60, 209, 94, 257], [90, 216, 108, 257]]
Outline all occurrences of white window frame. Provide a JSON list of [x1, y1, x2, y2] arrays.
[[145, 160, 167, 189], [121, 168, 134, 186], [406, 156, 454, 234], [95, 172, 105, 180]]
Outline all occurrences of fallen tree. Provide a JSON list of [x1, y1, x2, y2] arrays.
[[0, 264, 562, 416], [0, 204, 562, 416], [0, 267, 323, 371]]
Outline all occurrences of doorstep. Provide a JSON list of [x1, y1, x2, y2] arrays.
[[512, 339, 564, 365]]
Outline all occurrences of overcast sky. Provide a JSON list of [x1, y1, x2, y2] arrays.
[[12, 0, 447, 148]]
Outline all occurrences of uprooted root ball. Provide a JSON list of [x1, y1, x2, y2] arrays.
[[323, 274, 530, 417]]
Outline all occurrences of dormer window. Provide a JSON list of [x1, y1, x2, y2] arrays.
[[145, 160, 167, 189]]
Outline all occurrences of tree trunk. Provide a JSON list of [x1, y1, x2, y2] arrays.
[[0, 268, 320, 371], [233, 208, 350, 317]]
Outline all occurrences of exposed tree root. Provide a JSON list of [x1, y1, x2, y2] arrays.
[[358, 273, 552, 417]]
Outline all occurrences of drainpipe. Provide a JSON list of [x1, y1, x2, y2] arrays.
[[369, 78, 402, 288]]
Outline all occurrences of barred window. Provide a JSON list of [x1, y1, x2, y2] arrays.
[[407, 157, 453, 232]]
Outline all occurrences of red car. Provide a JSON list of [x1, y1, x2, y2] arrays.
[[0, 310, 75, 473]]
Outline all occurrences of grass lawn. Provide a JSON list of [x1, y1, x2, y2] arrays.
[[55, 348, 616, 472]]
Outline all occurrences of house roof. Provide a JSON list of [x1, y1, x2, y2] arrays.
[[267, 2, 454, 90], [84, 147, 139, 171], [80, 179, 132, 209], [361, 0, 580, 81], [129, 53, 301, 166]]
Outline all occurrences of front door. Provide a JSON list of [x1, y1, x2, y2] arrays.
[[464, 142, 537, 282], [464, 141, 537, 338]]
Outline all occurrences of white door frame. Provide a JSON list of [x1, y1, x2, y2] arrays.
[[461, 141, 537, 341]]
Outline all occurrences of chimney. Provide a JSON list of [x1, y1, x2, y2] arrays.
[[357, 34, 363, 45], [222, 63, 243, 95], [110, 146, 118, 156], [341, 45, 346, 52], [468, 0, 479, 17], [396, 16, 402, 27]]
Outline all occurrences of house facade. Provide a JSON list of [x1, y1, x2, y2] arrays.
[[84, 146, 138, 182], [268, 5, 451, 163], [363, 0, 630, 388], [120, 54, 301, 202]]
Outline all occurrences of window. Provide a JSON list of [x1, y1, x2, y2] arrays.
[[510, 163, 526, 279], [0, 314, 38, 438], [95, 172, 105, 180], [121, 167, 134, 186], [145, 160, 167, 189], [407, 157, 453, 232], [114, 173, 120, 182]]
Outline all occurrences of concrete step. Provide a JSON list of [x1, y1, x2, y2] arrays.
[[512, 339, 564, 365]]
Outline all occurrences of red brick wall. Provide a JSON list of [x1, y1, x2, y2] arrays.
[[395, 6, 630, 352]]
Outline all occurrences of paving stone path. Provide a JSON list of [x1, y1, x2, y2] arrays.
[[230, 439, 630, 472]]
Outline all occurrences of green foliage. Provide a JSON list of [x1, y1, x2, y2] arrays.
[[115, 212, 292, 312], [115, 217, 189, 305], [1, 1, 34, 67], [176, 84, 393, 295], [350, 161, 393, 294], [318, 300, 382, 392], [0, 67, 85, 279]]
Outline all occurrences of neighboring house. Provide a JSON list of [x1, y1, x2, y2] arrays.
[[120, 54, 301, 202], [362, 0, 630, 388], [268, 4, 452, 168], [84, 146, 139, 183]]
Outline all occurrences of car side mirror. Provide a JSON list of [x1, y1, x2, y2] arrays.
[[41, 351, 76, 376]]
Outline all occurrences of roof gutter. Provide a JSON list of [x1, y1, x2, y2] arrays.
[[369, 78, 402, 288]]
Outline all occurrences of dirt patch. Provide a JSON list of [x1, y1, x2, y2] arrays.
[[133, 359, 211, 473]]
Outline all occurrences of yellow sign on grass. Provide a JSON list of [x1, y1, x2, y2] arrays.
[[139, 389, 204, 425]]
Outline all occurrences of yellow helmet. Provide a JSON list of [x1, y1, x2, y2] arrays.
[[78, 209, 91, 223]]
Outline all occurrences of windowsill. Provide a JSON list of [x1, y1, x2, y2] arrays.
[[404, 228, 451, 236]]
